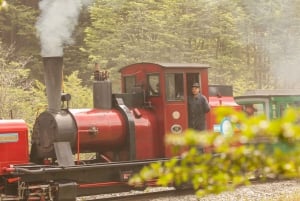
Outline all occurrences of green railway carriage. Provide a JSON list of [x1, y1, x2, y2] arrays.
[[234, 89, 300, 119]]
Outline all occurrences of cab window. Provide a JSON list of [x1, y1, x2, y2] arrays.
[[124, 76, 136, 93], [165, 73, 184, 101], [148, 74, 160, 96]]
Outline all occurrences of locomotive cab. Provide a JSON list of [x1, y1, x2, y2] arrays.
[[120, 63, 210, 157]]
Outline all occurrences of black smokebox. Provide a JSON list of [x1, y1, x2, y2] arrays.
[[43, 57, 63, 113]]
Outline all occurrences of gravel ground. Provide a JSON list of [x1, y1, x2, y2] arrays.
[[147, 180, 300, 201], [149, 180, 300, 201], [201, 179, 300, 201], [78, 179, 300, 201]]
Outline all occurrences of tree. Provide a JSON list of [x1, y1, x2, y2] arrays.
[[2, 0, 300, 99], [0, 41, 46, 127], [0, 40, 93, 127], [0, 0, 42, 81], [0, 1, 91, 86], [83, 0, 257, 93], [63, 70, 93, 108]]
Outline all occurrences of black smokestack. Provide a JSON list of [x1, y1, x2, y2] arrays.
[[43, 57, 63, 113]]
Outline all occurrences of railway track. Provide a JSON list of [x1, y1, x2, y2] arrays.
[[76, 178, 296, 201], [77, 187, 195, 201]]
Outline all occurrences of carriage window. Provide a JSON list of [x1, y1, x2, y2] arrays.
[[165, 73, 184, 101], [271, 103, 277, 119], [242, 102, 264, 116], [124, 76, 136, 93], [293, 101, 300, 107], [253, 103, 264, 116], [148, 74, 160, 96], [279, 103, 286, 117]]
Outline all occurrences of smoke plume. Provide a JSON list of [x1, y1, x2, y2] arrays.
[[36, 0, 92, 57]]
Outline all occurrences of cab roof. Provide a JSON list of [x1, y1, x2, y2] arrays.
[[120, 62, 210, 72]]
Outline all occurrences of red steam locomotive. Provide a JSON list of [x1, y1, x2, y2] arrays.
[[0, 57, 239, 200]]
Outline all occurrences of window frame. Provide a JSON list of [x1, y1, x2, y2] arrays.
[[165, 73, 184, 101]]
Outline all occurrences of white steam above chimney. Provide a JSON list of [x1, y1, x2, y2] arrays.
[[36, 0, 92, 57]]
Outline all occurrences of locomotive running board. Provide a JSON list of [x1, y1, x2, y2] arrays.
[[54, 141, 75, 166]]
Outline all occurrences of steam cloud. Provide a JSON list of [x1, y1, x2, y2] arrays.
[[36, 0, 93, 57]]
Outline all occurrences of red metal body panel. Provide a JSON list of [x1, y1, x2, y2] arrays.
[[201, 71, 209, 97], [209, 96, 241, 107], [120, 63, 163, 91], [120, 63, 166, 157], [70, 109, 126, 152], [0, 120, 28, 175], [163, 103, 188, 157], [133, 108, 161, 159], [164, 103, 188, 134], [70, 108, 161, 160]]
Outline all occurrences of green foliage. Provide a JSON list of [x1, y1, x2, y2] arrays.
[[129, 107, 300, 198], [0, 2, 38, 53], [2, 1, 300, 93], [85, 0, 294, 91], [63, 71, 93, 108], [0, 41, 46, 127], [0, 40, 93, 128], [0, 1, 42, 81]]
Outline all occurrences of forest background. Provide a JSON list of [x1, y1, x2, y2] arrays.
[[1, 0, 300, 126]]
